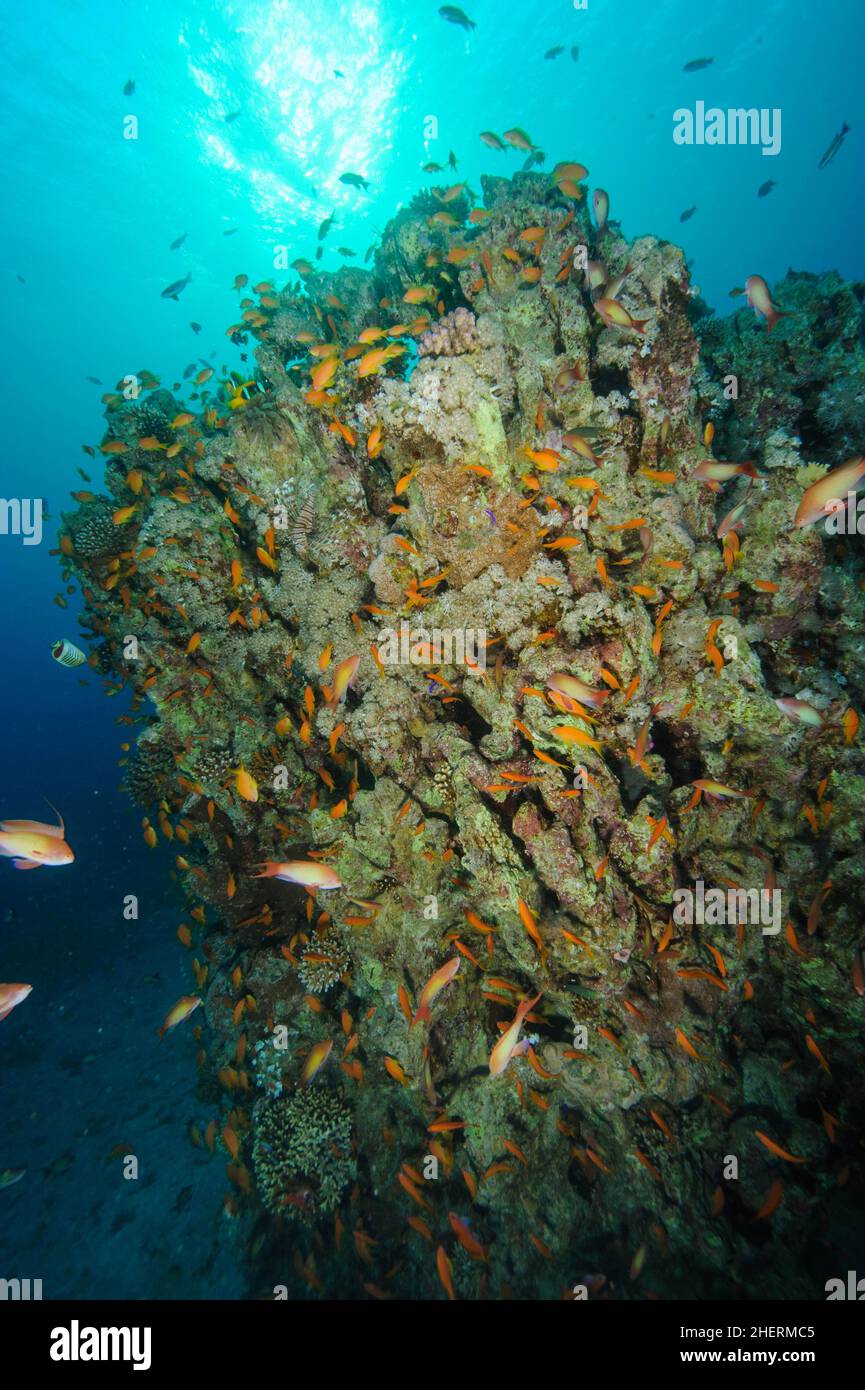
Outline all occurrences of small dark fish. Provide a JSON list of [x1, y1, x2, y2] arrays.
[[169, 232, 187, 251], [223, 227, 238, 236], [190, 321, 202, 334], [679, 205, 697, 222], [337, 247, 356, 257], [339, 171, 369, 189], [17, 274, 25, 283], [318, 213, 335, 240], [44, 1152, 75, 1178], [439, 5, 475, 29], [422, 162, 444, 173], [333, 69, 345, 78], [544, 45, 564, 60], [77, 468, 92, 482], [757, 180, 776, 198], [86, 375, 103, 385], [448, 149, 458, 170], [161, 273, 192, 300], [364, 244, 376, 263], [224, 109, 241, 123], [571, 46, 579, 62], [522, 149, 545, 171], [183, 362, 197, 379], [818, 121, 850, 170], [173, 1185, 193, 1213], [683, 57, 713, 71], [123, 80, 135, 96], [315, 246, 323, 260]]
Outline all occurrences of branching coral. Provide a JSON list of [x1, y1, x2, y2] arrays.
[[252, 1089, 353, 1220]]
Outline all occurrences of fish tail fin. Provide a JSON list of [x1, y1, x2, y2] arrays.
[[411, 1003, 431, 1028]]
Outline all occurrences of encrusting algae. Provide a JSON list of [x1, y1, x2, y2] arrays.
[[55, 162, 865, 1300]]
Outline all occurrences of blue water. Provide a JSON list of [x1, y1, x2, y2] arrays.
[[1, 0, 861, 1299]]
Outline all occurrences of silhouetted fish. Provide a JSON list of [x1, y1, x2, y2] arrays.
[[683, 57, 713, 71], [170, 233, 187, 250], [818, 121, 850, 169], [439, 5, 475, 29], [161, 274, 191, 300], [758, 180, 776, 198], [123, 79, 135, 96], [680, 205, 697, 222]]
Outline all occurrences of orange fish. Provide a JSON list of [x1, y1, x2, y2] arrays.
[[327, 654, 361, 707], [254, 861, 342, 889], [794, 456, 865, 529], [436, 1246, 456, 1300], [0, 807, 74, 870], [517, 897, 545, 960], [489, 992, 542, 1076], [412, 957, 461, 1026], [232, 766, 258, 803], [0, 984, 32, 1022], [754, 1130, 805, 1164], [159, 995, 202, 1039], [448, 1211, 488, 1262], [301, 1039, 333, 1085]]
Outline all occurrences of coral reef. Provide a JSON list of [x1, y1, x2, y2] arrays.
[[59, 168, 865, 1301]]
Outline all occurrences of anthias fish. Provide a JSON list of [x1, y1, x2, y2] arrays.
[[0, 809, 74, 870], [254, 861, 343, 890], [0, 984, 32, 1022]]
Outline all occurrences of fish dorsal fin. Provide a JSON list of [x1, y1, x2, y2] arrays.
[[0, 819, 62, 837]]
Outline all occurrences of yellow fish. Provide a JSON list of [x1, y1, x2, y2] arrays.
[[0, 807, 74, 870]]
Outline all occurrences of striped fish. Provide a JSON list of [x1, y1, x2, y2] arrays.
[[51, 638, 86, 668], [289, 497, 315, 556]]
